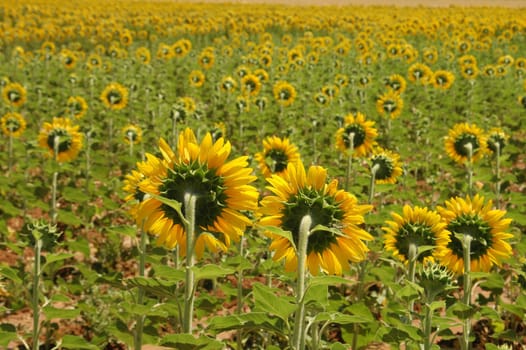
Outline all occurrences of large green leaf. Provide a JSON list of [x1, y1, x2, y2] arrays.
[[160, 334, 224, 350], [59, 335, 99, 349], [253, 283, 296, 323], [207, 312, 285, 335], [192, 264, 235, 281], [43, 305, 81, 319]]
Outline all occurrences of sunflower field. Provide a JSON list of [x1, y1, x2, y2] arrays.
[[1, 0, 525, 349]]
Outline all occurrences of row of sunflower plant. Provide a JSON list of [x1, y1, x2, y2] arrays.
[[0, 0, 525, 349]]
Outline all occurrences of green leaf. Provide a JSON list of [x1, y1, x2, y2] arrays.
[[57, 209, 83, 227], [126, 276, 179, 298], [257, 225, 296, 251], [479, 273, 504, 293], [253, 283, 296, 323], [0, 331, 18, 348], [42, 253, 74, 271], [62, 187, 90, 203], [344, 302, 375, 322], [428, 300, 446, 312], [0, 265, 22, 284], [59, 335, 98, 349], [314, 311, 372, 325], [147, 193, 186, 225], [43, 305, 80, 319], [0, 201, 21, 216], [207, 312, 285, 335], [160, 334, 224, 350], [108, 225, 138, 238], [500, 302, 524, 319], [192, 264, 235, 281], [395, 281, 422, 301], [447, 302, 476, 319]]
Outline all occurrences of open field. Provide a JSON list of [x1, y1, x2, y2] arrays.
[[1, 0, 525, 349]]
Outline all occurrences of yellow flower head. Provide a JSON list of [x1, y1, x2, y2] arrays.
[[38, 117, 83, 163], [134, 128, 259, 258], [259, 160, 373, 275], [436, 194, 513, 275], [335, 112, 377, 157], [255, 136, 300, 178], [445, 123, 488, 164]]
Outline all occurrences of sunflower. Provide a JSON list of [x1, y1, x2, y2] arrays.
[[370, 147, 403, 184], [460, 64, 479, 80], [123, 153, 165, 219], [100, 82, 129, 110], [445, 123, 488, 164], [384, 74, 407, 94], [432, 70, 455, 90], [255, 136, 300, 178], [482, 65, 497, 77], [157, 43, 174, 60], [66, 96, 88, 119], [255, 96, 268, 111], [321, 84, 339, 100], [135, 128, 259, 257], [253, 69, 269, 84], [198, 49, 215, 70], [486, 127, 508, 156], [273, 81, 297, 107], [86, 53, 102, 70], [189, 70, 205, 88], [436, 195, 513, 275], [241, 74, 262, 97], [407, 63, 433, 84], [1, 112, 26, 138], [209, 122, 226, 142], [38, 117, 83, 163], [236, 95, 250, 113], [2, 82, 26, 108], [376, 90, 404, 119], [422, 47, 439, 65], [259, 160, 373, 275], [220, 76, 237, 93], [383, 205, 450, 264], [334, 74, 349, 88], [518, 95, 526, 109], [313, 92, 329, 107], [60, 49, 77, 69], [135, 47, 151, 64], [172, 39, 190, 58], [335, 112, 377, 157], [122, 124, 142, 145]]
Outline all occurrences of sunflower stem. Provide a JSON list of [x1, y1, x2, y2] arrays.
[[423, 303, 434, 350], [408, 243, 417, 317], [237, 236, 245, 350], [345, 132, 355, 191], [128, 132, 134, 157], [32, 236, 42, 350], [85, 130, 92, 194], [183, 193, 197, 334], [134, 222, 147, 350], [464, 142, 473, 197], [461, 234, 473, 350], [368, 163, 380, 204], [292, 214, 312, 350], [8, 133, 13, 173], [495, 142, 501, 209], [51, 135, 60, 225]]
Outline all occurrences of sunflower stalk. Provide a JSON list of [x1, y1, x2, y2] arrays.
[[345, 132, 355, 191], [407, 243, 417, 317], [236, 236, 245, 350], [464, 142, 473, 197], [292, 215, 312, 350], [8, 133, 13, 173], [461, 234, 473, 350], [31, 233, 43, 350], [495, 142, 501, 209], [85, 130, 92, 193], [128, 132, 135, 157], [183, 193, 197, 334], [51, 135, 60, 225], [134, 222, 147, 350], [368, 163, 381, 204]]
